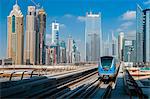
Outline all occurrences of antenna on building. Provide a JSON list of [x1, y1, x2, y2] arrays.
[[31, 0, 40, 9], [16, 0, 18, 5]]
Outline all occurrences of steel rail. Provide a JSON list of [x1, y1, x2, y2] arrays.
[[34, 71, 98, 98]]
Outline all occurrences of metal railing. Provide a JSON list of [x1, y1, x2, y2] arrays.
[[124, 70, 144, 99]]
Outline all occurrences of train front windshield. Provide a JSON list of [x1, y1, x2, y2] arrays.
[[101, 57, 113, 70]]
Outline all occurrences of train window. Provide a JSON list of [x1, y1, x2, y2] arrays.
[[101, 57, 113, 70]]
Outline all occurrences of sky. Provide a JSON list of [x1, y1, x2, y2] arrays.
[[0, 0, 150, 60]]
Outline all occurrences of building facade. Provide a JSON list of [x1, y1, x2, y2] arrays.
[[103, 35, 111, 56], [112, 32, 118, 60], [143, 9, 150, 63], [60, 41, 67, 63], [7, 2, 24, 65], [52, 21, 59, 45], [85, 11, 102, 62], [123, 34, 136, 62], [118, 32, 124, 61], [67, 36, 74, 63], [38, 8, 46, 65], [136, 5, 144, 63], [136, 4, 150, 63], [25, 6, 37, 65], [45, 46, 51, 65]]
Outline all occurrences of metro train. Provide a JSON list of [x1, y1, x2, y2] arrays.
[[98, 56, 117, 81]]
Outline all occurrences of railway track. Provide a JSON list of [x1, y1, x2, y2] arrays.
[[0, 65, 120, 98], [0, 67, 98, 98]]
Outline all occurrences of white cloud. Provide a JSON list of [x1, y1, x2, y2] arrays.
[[60, 23, 66, 28], [77, 16, 86, 22], [63, 14, 74, 18], [120, 21, 133, 28], [116, 28, 123, 32], [144, 0, 150, 5], [116, 21, 134, 32], [122, 11, 136, 20]]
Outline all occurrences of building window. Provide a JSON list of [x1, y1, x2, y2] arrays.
[[54, 25, 57, 29], [12, 15, 15, 33]]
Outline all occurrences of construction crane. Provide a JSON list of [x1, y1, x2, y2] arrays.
[[31, 0, 40, 9]]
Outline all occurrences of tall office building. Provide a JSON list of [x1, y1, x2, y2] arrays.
[[136, 5, 143, 63], [52, 21, 59, 45], [136, 4, 150, 63], [103, 35, 111, 56], [60, 40, 67, 63], [7, 1, 24, 65], [143, 9, 150, 63], [118, 32, 124, 61], [51, 21, 60, 64], [38, 8, 46, 65], [45, 45, 51, 65], [123, 33, 136, 62], [67, 36, 73, 63], [112, 32, 118, 59], [25, 6, 37, 65], [85, 11, 102, 62]]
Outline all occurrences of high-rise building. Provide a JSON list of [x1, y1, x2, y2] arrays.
[[52, 21, 59, 45], [25, 6, 37, 65], [103, 35, 111, 56], [136, 4, 143, 63], [143, 9, 150, 63], [112, 32, 118, 60], [60, 40, 67, 63], [85, 11, 102, 62], [67, 36, 73, 63], [45, 45, 51, 65], [118, 32, 124, 61], [136, 4, 150, 63], [38, 8, 46, 65], [51, 21, 60, 64], [7, 1, 24, 65], [123, 33, 136, 62], [49, 45, 57, 65]]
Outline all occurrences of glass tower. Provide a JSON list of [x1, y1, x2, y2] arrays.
[[143, 9, 150, 63], [85, 11, 102, 62], [136, 4, 143, 63]]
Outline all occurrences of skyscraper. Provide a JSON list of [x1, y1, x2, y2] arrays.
[[103, 35, 111, 56], [136, 4, 150, 63], [123, 33, 136, 62], [25, 6, 37, 65], [143, 9, 150, 63], [85, 11, 102, 62], [51, 21, 60, 64], [67, 36, 73, 63], [38, 8, 46, 65], [112, 32, 118, 59], [52, 21, 59, 45], [7, 1, 24, 65], [118, 32, 124, 61], [60, 40, 67, 63], [136, 4, 143, 63]]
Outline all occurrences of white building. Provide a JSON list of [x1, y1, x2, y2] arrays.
[[118, 32, 124, 61], [51, 21, 59, 45]]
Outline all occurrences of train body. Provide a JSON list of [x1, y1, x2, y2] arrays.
[[98, 56, 117, 81]]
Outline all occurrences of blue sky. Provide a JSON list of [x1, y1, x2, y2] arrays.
[[0, 0, 150, 59]]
